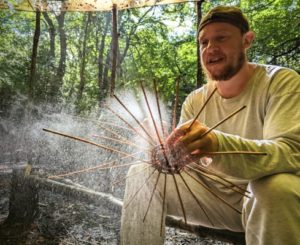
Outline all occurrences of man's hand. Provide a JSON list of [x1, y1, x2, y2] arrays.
[[165, 120, 219, 166], [177, 120, 219, 156], [150, 119, 219, 173]]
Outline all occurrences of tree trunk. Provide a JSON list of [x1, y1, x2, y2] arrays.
[[55, 12, 67, 97], [42, 12, 58, 102], [110, 5, 118, 96], [98, 12, 111, 105], [196, 0, 205, 88], [77, 13, 92, 106], [118, 7, 153, 66], [42, 12, 56, 59], [0, 165, 38, 237], [103, 44, 112, 98], [28, 11, 41, 103]]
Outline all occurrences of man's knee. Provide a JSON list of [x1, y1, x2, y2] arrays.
[[127, 163, 148, 175], [249, 173, 299, 206], [125, 164, 161, 195], [126, 163, 155, 182]]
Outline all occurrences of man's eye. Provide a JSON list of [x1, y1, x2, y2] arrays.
[[217, 36, 227, 42], [200, 40, 208, 46]]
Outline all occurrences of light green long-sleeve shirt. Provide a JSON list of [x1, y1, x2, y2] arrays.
[[179, 64, 300, 180]]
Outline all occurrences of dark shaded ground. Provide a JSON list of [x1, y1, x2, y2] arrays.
[[0, 171, 232, 245], [0, 171, 120, 245]]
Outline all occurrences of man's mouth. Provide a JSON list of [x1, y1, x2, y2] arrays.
[[207, 56, 224, 65]]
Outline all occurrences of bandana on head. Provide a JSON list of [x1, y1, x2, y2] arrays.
[[199, 6, 250, 34]]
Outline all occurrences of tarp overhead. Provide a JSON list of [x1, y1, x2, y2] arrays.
[[0, 0, 195, 12]]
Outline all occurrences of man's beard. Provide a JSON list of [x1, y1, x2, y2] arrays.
[[204, 52, 246, 81]]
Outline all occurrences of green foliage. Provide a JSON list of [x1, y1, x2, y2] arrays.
[[0, 0, 299, 114], [245, 0, 300, 70]]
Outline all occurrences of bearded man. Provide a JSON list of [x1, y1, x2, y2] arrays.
[[120, 5, 300, 245]]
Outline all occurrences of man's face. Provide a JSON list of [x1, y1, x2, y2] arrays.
[[199, 22, 246, 81]]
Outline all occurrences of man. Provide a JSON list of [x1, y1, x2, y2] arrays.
[[121, 5, 300, 245]]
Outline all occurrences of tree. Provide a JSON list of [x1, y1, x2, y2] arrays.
[[0, 0, 299, 115]]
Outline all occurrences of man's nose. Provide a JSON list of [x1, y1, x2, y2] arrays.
[[206, 40, 220, 51]]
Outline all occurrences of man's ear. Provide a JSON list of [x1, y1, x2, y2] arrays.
[[243, 31, 255, 49]]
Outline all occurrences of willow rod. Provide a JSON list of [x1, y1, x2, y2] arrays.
[[188, 87, 217, 130], [199, 105, 246, 138]]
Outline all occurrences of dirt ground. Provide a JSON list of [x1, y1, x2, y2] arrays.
[[0, 171, 233, 245]]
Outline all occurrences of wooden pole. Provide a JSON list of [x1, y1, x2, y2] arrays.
[[110, 4, 118, 96], [196, 0, 205, 88]]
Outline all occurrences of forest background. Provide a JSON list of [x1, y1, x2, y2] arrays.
[[1, 0, 299, 116]]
